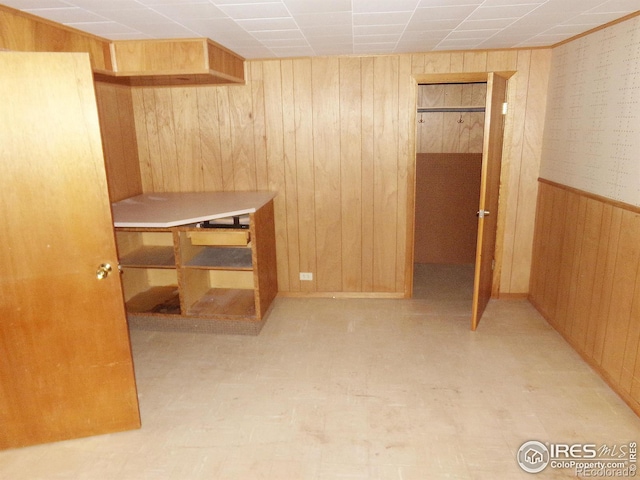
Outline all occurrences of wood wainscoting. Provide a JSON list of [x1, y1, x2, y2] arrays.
[[530, 178, 640, 415]]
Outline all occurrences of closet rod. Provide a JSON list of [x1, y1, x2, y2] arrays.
[[417, 106, 485, 113]]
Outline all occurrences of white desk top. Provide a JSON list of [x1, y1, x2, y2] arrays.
[[111, 191, 276, 228]]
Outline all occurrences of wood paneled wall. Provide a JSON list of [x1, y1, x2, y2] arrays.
[[529, 179, 640, 415], [131, 49, 551, 296], [0, 5, 111, 72], [94, 83, 143, 202], [416, 83, 486, 154]]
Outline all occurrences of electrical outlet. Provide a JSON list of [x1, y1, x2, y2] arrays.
[[299, 272, 313, 281]]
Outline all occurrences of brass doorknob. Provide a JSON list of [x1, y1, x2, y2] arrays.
[[96, 263, 112, 280]]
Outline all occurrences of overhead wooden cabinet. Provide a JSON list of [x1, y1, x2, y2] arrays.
[[105, 38, 245, 86], [112, 192, 278, 334]]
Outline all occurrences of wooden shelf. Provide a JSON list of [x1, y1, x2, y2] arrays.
[[119, 245, 175, 267], [126, 286, 181, 315], [185, 247, 252, 269], [105, 38, 245, 86], [187, 288, 256, 317]]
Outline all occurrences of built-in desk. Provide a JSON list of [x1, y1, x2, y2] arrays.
[[111, 192, 278, 335]]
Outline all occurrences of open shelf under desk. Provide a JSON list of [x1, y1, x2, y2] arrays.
[[126, 285, 181, 315], [187, 288, 256, 318], [119, 246, 175, 268]]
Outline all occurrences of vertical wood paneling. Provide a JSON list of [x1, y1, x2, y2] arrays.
[[585, 204, 613, 359], [94, 82, 142, 202], [249, 63, 269, 190], [361, 57, 375, 292], [280, 60, 301, 291], [622, 254, 640, 393], [423, 52, 452, 74], [554, 192, 580, 334], [130, 48, 551, 297], [214, 88, 234, 190], [571, 199, 603, 350], [172, 87, 203, 191], [292, 59, 317, 293], [373, 56, 398, 292], [397, 55, 413, 294], [530, 180, 640, 416], [312, 57, 342, 292], [601, 210, 640, 383], [339, 57, 363, 292], [499, 49, 552, 294], [463, 51, 487, 72], [262, 60, 289, 292], [154, 89, 181, 192], [228, 81, 258, 191], [196, 87, 224, 191]]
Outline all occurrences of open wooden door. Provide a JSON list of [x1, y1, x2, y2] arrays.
[[471, 73, 508, 330], [0, 52, 140, 449]]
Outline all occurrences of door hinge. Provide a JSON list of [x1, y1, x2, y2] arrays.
[[492, 259, 495, 271], [477, 210, 490, 219], [502, 102, 508, 115]]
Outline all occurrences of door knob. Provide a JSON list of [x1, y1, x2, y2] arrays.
[[96, 263, 112, 280]]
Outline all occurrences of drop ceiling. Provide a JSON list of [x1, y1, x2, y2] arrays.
[[3, 0, 639, 59]]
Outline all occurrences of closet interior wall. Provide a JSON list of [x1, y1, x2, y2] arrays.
[[414, 83, 485, 265]]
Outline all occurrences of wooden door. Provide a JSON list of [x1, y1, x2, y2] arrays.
[[0, 52, 140, 449], [471, 73, 508, 330]]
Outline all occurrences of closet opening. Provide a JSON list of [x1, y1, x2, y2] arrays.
[[412, 82, 487, 312]]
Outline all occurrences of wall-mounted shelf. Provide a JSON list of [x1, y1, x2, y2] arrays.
[[95, 38, 245, 86]]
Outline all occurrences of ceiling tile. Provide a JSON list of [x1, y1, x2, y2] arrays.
[[301, 25, 353, 37], [307, 34, 352, 45], [1, 0, 68, 8], [216, 2, 290, 20], [354, 24, 408, 35], [23, 7, 108, 24], [294, 12, 351, 27], [236, 17, 298, 31], [455, 18, 518, 30], [465, 4, 540, 21], [410, 5, 478, 21], [417, 0, 482, 6], [445, 29, 501, 39], [65, 21, 140, 36], [149, 3, 227, 20], [250, 29, 306, 40], [282, 0, 351, 14], [6, 0, 639, 59], [404, 18, 460, 31], [354, 33, 401, 44], [353, 12, 414, 25], [352, 0, 420, 14]]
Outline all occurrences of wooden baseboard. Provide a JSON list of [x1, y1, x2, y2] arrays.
[[496, 292, 528, 300]]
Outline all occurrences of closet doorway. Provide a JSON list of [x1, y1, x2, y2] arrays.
[[413, 81, 485, 316], [412, 73, 509, 330]]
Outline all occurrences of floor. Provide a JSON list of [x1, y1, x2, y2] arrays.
[[2, 265, 640, 479]]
